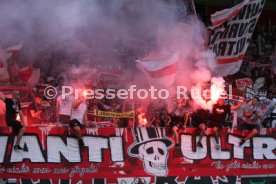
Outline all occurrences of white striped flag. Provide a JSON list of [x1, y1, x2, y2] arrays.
[[6, 42, 24, 53], [136, 51, 179, 87], [209, 0, 265, 76], [209, 0, 249, 29], [19, 66, 40, 86]]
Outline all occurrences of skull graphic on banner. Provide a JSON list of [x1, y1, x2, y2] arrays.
[[128, 128, 173, 176]]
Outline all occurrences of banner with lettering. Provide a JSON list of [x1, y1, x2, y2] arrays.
[[209, 0, 265, 76], [245, 86, 267, 99], [13, 175, 276, 184], [0, 127, 275, 183], [235, 78, 253, 91], [94, 109, 135, 118]]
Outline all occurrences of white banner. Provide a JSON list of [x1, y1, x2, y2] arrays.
[[245, 86, 267, 99], [209, 0, 265, 76]]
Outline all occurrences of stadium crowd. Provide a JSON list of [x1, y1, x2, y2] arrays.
[[0, 23, 276, 151]]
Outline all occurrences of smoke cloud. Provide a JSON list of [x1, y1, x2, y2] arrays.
[[0, 0, 221, 109]]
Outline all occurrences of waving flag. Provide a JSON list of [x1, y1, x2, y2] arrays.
[[0, 50, 7, 75], [0, 59, 9, 83], [209, 0, 265, 76], [136, 51, 179, 87], [6, 42, 24, 53], [0, 49, 9, 70], [0, 42, 24, 82], [209, 0, 249, 29], [19, 66, 40, 86]]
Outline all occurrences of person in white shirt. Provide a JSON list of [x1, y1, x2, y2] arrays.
[[56, 94, 74, 125], [69, 93, 88, 147], [240, 96, 262, 146]]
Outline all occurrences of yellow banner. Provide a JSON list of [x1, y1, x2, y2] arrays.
[[94, 109, 135, 119]]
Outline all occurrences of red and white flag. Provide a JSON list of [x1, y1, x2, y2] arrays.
[[136, 51, 179, 87], [209, 0, 265, 76], [1, 42, 24, 61], [135, 22, 194, 87], [0, 42, 24, 83], [209, 0, 249, 29], [6, 42, 24, 53], [0, 42, 24, 70], [19, 66, 40, 86], [0, 49, 9, 81]]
